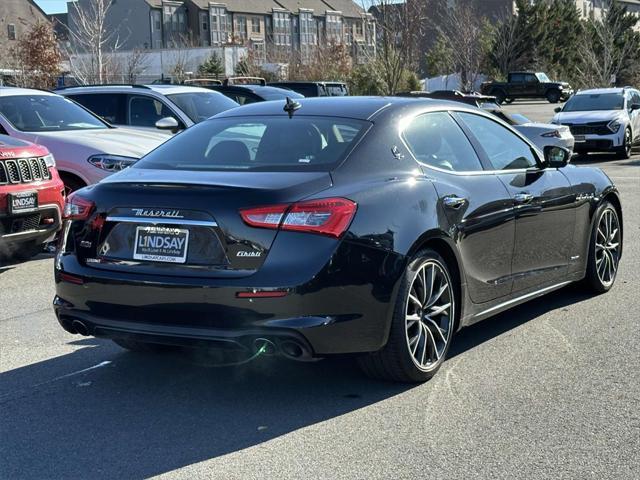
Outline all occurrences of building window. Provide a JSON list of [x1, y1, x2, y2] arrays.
[[273, 11, 291, 46], [7, 24, 16, 41], [299, 11, 316, 46], [251, 17, 261, 34], [355, 21, 363, 37], [326, 13, 343, 43], [236, 15, 247, 42], [163, 4, 187, 46], [210, 6, 229, 45]]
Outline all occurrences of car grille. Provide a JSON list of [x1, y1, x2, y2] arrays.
[[0, 157, 51, 185], [0, 213, 42, 235], [566, 123, 611, 136]]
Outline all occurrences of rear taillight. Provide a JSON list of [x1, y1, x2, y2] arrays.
[[63, 192, 95, 220], [240, 197, 357, 239]]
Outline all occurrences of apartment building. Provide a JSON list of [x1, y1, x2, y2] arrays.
[[0, 0, 49, 49], [66, 0, 375, 64]]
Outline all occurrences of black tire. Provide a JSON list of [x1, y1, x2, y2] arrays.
[[546, 90, 561, 103], [59, 172, 86, 195], [584, 201, 622, 294], [14, 241, 44, 261], [358, 249, 457, 383], [615, 128, 632, 160], [492, 90, 507, 104], [112, 338, 175, 353]]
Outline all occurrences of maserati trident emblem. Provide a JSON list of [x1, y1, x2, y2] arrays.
[[131, 208, 184, 219]]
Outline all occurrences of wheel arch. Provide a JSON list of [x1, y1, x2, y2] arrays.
[[407, 233, 466, 331], [601, 190, 624, 257]]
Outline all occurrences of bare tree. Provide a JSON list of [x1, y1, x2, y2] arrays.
[[120, 49, 150, 84], [366, 0, 427, 94], [67, 0, 122, 84], [489, 12, 528, 79], [431, 2, 487, 92], [166, 35, 198, 83], [576, 2, 638, 87]]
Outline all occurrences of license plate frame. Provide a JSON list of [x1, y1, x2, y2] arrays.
[[8, 191, 38, 214], [133, 226, 189, 264]]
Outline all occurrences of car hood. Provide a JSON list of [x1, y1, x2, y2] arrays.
[[26, 127, 169, 158], [553, 110, 624, 124]]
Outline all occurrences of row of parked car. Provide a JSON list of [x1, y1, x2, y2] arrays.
[[0, 79, 638, 262]]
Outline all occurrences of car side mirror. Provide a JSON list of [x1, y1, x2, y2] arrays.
[[155, 116, 180, 133], [554, 107, 562, 113], [630, 103, 640, 111], [544, 145, 571, 168]]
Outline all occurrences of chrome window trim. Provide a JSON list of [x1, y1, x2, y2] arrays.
[[398, 106, 545, 177], [105, 216, 218, 227]]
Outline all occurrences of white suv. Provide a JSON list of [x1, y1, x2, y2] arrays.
[[552, 87, 640, 159], [0, 87, 170, 191], [55, 84, 238, 133]]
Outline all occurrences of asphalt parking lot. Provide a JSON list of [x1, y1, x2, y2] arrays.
[[1, 101, 639, 480]]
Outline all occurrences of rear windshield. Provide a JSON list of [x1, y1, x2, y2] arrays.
[[134, 116, 369, 172], [166, 92, 238, 123]]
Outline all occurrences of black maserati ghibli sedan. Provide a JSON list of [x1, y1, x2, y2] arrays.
[[53, 97, 623, 382]]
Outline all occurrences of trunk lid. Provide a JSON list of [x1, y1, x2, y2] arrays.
[[79, 170, 333, 278]]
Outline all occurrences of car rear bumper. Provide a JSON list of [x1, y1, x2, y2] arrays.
[[53, 241, 406, 356]]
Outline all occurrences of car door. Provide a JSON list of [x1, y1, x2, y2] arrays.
[[629, 90, 640, 136], [509, 73, 525, 97], [402, 111, 516, 304], [523, 73, 539, 97], [457, 111, 576, 293]]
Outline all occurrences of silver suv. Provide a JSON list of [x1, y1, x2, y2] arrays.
[[55, 84, 238, 134], [0, 87, 169, 191], [552, 87, 640, 159]]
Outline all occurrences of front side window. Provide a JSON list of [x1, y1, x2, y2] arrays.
[[403, 112, 483, 172], [458, 112, 538, 170], [0, 95, 108, 132], [128, 95, 173, 127], [135, 116, 369, 172]]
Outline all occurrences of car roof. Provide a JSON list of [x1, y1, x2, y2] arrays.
[[217, 85, 302, 95], [0, 86, 58, 97], [214, 96, 465, 121], [576, 88, 625, 95], [54, 84, 217, 95]]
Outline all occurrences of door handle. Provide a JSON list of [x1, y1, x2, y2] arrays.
[[443, 195, 467, 209], [514, 192, 534, 204]]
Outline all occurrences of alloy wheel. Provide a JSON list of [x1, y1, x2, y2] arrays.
[[405, 260, 454, 371], [595, 208, 621, 287], [624, 129, 632, 157]]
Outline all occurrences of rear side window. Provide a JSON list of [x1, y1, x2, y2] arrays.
[[69, 93, 125, 124], [402, 111, 483, 172], [458, 112, 538, 170], [135, 116, 370, 172]]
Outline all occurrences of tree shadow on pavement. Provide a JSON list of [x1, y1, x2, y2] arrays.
[[0, 284, 593, 479]]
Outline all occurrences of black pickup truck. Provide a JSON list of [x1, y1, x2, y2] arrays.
[[480, 72, 573, 104]]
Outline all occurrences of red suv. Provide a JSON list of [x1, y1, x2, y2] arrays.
[[0, 135, 65, 260]]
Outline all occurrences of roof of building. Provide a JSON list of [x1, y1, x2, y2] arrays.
[[185, 0, 365, 17], [187, 0, 284, 14], [323, 0, 365, 16]]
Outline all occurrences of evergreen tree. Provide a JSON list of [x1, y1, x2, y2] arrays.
[[198, 52, 224, 78]]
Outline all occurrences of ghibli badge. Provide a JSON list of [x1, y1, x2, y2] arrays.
[[237, 251, 262, 257]]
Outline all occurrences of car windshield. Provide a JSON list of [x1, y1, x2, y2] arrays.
[[536, 73, 551, 82], [134, 116, 369, 172], [0, 95, 108, 132], [563, 93, 624, 112], [166, 92, 238, 123]]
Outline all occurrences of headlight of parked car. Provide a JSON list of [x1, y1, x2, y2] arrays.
[[43, 153, 56, 167], [607, 120, 622, 133], [88, 154, 138, 172]]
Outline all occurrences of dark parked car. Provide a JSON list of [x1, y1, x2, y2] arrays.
[[268, 81, 349, 97], [54, 97, 623, 383], [480, 71, 573, 104], [206, 78, 304, 105]]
